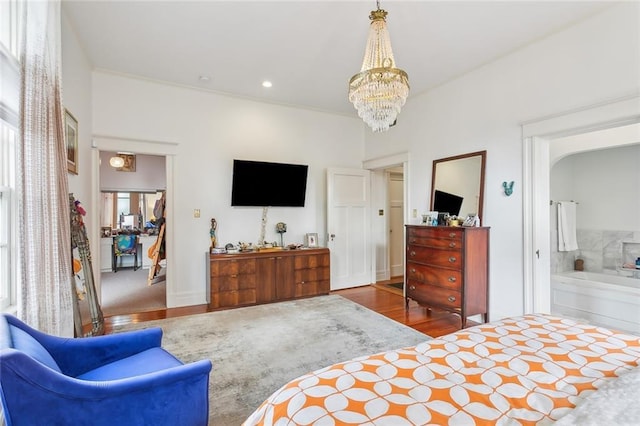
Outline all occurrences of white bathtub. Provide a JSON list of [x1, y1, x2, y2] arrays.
[[551, 271, 640, 335]]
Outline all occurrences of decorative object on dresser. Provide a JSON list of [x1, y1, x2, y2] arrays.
[[405, 225, 489, 328], [208, 248, 330, 309], [304, 232, 318, 248]]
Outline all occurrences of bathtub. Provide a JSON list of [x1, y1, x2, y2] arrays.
[[551, 271, 640, 335]]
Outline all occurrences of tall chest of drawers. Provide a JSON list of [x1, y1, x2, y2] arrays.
[[405, 225, 489, 328]]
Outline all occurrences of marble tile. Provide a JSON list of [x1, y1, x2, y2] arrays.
[[576, 229, 602, 251], [550, 228, 638, 274], [580, 250, 603, 272]]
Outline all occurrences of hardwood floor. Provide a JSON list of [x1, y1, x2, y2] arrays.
[[102, 283, 469, 338]]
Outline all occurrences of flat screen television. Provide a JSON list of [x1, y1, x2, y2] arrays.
[[231, 159, 308, 207], [433, 189, 464, 216]]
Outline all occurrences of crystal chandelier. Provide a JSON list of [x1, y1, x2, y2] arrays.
[[349, 1, 409, 132]]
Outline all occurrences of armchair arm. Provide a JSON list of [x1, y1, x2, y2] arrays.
[[0, 349, 212, 426]]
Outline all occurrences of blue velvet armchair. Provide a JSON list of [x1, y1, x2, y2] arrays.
[[0, 314, 212, 425]]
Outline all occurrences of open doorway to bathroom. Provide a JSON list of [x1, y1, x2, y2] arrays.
[[523, 94, 640, 328], [365, 154, 408, 297], [98, 151, 167, 316]]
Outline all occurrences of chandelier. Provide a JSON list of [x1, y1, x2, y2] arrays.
[[348, 1, 409, 132]]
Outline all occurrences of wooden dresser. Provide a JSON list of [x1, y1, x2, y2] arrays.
[[208, 248, 330, 309], [405, 225, 489, 328]]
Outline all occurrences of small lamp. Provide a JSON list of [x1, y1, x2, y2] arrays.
[[276, 222, 287, 247]]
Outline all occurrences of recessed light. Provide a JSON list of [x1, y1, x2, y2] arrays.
[[199, 75, 211, 82], [262, 81, 272, 88]]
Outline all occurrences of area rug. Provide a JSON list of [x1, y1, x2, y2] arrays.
[[113, 294, 431, 425]]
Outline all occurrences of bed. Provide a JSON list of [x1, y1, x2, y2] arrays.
[[243, 314, 640, 425]]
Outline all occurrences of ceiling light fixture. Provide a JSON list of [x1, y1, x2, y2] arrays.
[[262, 80, 273, 88], [348, 0, 409, 132], [109, 155, 125, 168]]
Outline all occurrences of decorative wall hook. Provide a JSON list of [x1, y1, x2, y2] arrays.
[[503, 181, 514, 196]]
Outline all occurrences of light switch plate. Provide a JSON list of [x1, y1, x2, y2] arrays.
[[194, 209, 201, 218]]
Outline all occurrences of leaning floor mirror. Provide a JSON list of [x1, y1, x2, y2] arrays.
[[430, 150, 486, 224]]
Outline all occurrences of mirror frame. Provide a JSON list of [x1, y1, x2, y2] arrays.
[[430, 150, 487, 222]]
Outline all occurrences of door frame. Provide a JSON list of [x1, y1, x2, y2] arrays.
[[91, 135, 178, 306], [521, 93, 640, 314]]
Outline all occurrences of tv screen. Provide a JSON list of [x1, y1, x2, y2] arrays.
[[433, 190, 464, 216], [231, 160, 308, 207]]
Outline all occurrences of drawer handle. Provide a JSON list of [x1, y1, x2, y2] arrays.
[[448, 242, 457, 248], [448, 256, 457, 263], [448, 296, 456, 302], [449, 232, 456, 238], [409, 285, 416, 291], [301, 281, 305, 284], [448, 276, 456, 282], [410, 238, 416, 243], [410, 251, 416, 257], [411, 268, 416, 274], [231, 274, 238, 278]]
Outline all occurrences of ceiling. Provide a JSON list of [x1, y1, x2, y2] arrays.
[[62, 1, 614, 117]]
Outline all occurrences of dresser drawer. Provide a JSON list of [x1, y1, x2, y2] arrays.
[[407, 227, 464, 241], [407, 246, 463, 269], [406, 235, 464, 249], [211, 274, 257, 292], [210, 258, 256, 277], [295, 267, 330, 284], [406, 280, 462, 310], [406, 262, 462, 290], [294, 253, 329, 269]]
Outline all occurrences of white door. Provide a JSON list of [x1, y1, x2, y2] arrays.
[[327, 168, 372, 290], [388, 173, 404, 278]]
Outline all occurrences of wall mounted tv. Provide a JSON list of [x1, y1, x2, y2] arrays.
[[231, 159, 309, 207], [433, 189, 464, 216]]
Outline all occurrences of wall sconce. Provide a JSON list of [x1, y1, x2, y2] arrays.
[[503, 181, 514, 196]]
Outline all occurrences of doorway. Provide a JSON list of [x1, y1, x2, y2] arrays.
[[97, 150, 168, 316], [364, 153, 409, 292], [522, 94, 640, 314]]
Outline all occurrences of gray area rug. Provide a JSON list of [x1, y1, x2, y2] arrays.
[[114, 294, 431, 425]]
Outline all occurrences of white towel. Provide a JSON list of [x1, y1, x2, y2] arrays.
[[558, 201, 578, 252]]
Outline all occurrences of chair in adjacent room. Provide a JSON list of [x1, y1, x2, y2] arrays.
[[0, 314, 212, 426], [112, 234, 139, 272]]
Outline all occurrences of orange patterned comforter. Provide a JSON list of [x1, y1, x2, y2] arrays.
[[244, 314, 640, 425]]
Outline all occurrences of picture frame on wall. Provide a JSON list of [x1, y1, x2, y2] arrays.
[[305, 233, 318, 248], [101, 227, 112, 238], [116, 154, 136, 172], [65, 109, 78, 175]]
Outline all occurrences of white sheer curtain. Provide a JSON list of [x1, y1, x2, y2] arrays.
[[17, 0, 73, 336]]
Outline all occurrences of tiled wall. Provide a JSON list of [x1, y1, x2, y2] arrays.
[[551, 228, 640, 274]]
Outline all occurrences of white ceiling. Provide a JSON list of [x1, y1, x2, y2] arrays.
[[62, 1, 614, 117]]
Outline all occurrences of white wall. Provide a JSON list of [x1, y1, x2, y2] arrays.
[[61, 11, 96, 264], [92, 72, 364, 307], [552, 144, 640, 232], [99, 152, 166, 192], [363, 3, 640, 319]]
